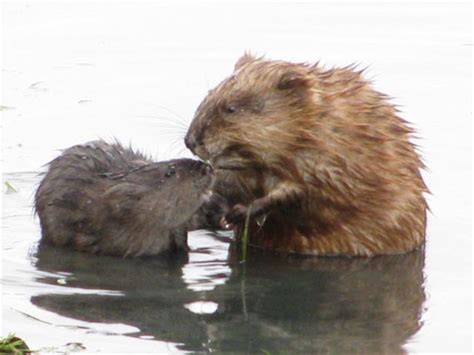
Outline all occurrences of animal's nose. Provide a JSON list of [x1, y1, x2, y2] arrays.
[[184, 133, 197, 153], [203, 163, 213, 175]]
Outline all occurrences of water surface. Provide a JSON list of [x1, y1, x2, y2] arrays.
[[2, 3, 472, 353]]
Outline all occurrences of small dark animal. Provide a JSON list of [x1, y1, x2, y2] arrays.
[[35, 140, 213, 257]]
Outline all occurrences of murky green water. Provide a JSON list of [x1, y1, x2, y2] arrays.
[[2, 3, 471, 353]]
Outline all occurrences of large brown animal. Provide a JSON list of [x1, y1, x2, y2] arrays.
[[185, 54, 428, 256]]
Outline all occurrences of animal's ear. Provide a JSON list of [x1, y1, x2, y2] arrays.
[[277, 71, 311, 91], [234, 52, 258, 71]]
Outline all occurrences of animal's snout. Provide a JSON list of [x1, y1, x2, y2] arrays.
[[203, 163, 213, 175], [194, 161, 213, 176], [184, 133, 197, 153], [185, 124, 210, 161]]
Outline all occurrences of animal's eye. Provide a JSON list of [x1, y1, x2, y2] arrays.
[[225, 105, 238, 114], [165, 169, 176, 178]]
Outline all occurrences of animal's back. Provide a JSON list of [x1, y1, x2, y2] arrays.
[[34, 141, 150, 251]]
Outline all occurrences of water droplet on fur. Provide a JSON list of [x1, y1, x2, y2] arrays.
[[256, 215, 267, 227]]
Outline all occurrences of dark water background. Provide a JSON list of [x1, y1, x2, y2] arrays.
[[2, 3, 471, 353]]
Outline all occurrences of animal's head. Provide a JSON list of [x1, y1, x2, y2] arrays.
[[141, 159, 214, 227], [185, 54, 322, 171]]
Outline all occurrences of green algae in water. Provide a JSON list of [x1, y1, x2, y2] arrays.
[[0, 334, 30, 354], [0, 106, 16, 111], [5, 181, 19, 194]]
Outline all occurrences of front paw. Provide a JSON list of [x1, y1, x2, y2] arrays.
[[221, 204, 248, 228]]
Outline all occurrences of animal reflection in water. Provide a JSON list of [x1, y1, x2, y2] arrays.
[[32, 238, 425, 353]]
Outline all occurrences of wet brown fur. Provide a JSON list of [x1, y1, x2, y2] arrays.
[[185, 54, 428, 256]]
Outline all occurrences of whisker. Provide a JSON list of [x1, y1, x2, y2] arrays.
[[148, 105, 191, 127], [138, 115, 189, 130], [154, 128, 187, 136], [158, 137, 187, 160]]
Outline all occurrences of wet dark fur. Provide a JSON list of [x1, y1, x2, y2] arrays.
[[34, 140, 213, 257]]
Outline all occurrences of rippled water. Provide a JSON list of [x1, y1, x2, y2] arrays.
[[1, 174, 428, 353], [2, 3, 471, 353]]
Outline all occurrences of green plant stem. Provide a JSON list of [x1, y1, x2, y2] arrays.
[[241, 206, 252, 263]]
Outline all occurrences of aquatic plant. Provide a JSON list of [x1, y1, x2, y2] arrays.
[[0, 334, 30, 354]]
